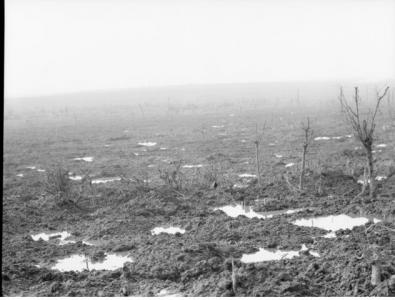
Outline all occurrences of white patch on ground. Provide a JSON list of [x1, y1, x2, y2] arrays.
[[31, 231, 71, 242], [241, 139, 247, 143], [323, 232, 336, 238], [160, 147, 167, 150], [285, 163, 295, 168], [331, 136, 343, 140], [309, 250, 320, 257], [211, 125, 224, 128], [104, 144, 111, 147], [268, 143, 276, 146], [26, 166, 36, 170], [314, 137, 330, 141], [238, 174, 257, 178], [151, 227, 186, 235], [157, 289, 183, 297], [345, 134, 353, 138], [69, 175, 83, 181], [37, 169, 46, 172], [134, 153, 139, 156], [51, 253, 133, 272], [274, 154, 283, 158], [16, 173, 24, 177], [357, 175, 387, 185], [293, 214, 374, 239], [92, 177, 121, 184], [182, 164, 203, 168], [376, 144, 387, 148], [138, 142, 157, 147], [147, 164, 155, 168], [73, 157, 94, 162], [214, 204, 273, 220], [232, 183, 250, 189], [241, 248, 300, 263]]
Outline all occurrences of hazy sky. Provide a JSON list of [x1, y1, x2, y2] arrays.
[[5, 0, 395, 97]]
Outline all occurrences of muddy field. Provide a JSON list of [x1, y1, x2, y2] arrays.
[[2, 102, 395, 296]]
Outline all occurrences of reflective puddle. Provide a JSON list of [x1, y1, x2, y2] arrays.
[[233, 183, 250, 189], [69, 175, 83, 181], [151, 227, 186, 235], [73, 157, 94, 162], [31, 231, 93, 246], [157, 289, 183, 297], [241, 244, 320, 263], [285, 162, 295, 168], [314, 137, 331, 141], [293, 214, 379, 237], [238, 174, 257, 178], [215, 204, 303, 219], [182, 164, 204, 168], [138, 142, 157, 147], [241, 248, 300, 263], [32, 231, 71, 242], [214, 204, 272, 219], [51, 253, 133, 272], [357, 176, 387, 185], [92, 177, 121, 184]]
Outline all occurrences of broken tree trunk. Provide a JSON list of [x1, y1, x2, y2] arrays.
[[371, 260, 381, 286]]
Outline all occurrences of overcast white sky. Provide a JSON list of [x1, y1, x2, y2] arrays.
[[4, 0, 395, 98]]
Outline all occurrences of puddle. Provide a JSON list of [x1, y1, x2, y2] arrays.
[[376, 144, 387, 148], [238, 174, 257, 178], [232, 183, 250, 189], [241, 243, 320, 263], [314, 137, 330, 141], [274, 154, 283, 158], [92, 177, 121, 184], [182, 164, 203, 168], [16, 173, 24, 177], [214, 204, 274, 219], [285, 163, 295, 168], [157, 289, 183, 297], [357, 176, 387, 184], [51, 253, 133, 272], [241, 248, 300, 263], [69, 175, 83, 181], [138, 142, 157, 147], [31, 231, 93, 246], [26, 166, 36, 170], [293, 214, 374, 236], [151, 227, 185, 235], [73, 157, 94, 162], [32, 231, 71, 242]]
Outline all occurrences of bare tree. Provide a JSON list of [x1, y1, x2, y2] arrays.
[[339, 86, 389, 199], [254, 122, 266, 188], [299, 118, 314, 190]]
